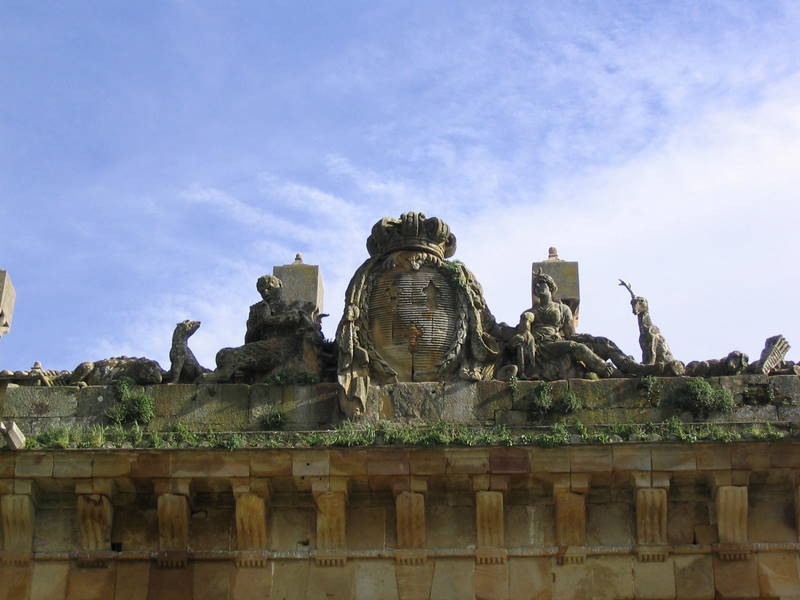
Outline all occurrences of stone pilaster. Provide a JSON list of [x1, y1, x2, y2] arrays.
[[0, 479, 34, 565], [75, 479, 114, 567], [231, 478, 270, 568], [154, 478, 191, 568]]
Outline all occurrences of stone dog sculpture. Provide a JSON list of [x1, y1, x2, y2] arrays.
[[618, 279, 677, 366], [166, 320, 209, 383]]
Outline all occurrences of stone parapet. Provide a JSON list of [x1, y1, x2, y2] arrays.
[[1, 374, 798, 434]]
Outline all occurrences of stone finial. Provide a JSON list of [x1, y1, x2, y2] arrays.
[[294, 253, 303, 263], [547, 247, 560, 261]]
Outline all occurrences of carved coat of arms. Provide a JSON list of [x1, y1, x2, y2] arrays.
[[336, 213, 499, 416]]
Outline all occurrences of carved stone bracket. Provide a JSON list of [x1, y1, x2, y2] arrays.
[[313, 479, 348, 567], [475, 490, 505, 564], [155, 479, 190, 569], [231, 478, 270, 568], [0, 481, 34, 566], [714, 483, 750, 561], [75, 479, 114, 567]]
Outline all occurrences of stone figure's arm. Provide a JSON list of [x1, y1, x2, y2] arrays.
[[560, 303, 576, 338]]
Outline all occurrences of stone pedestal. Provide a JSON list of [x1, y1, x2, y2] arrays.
[[532, 248, 579, 327], [273, 254, 324, 314]]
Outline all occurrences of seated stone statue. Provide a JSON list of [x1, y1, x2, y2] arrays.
[[205, 275, 323, 383], [529, 271, 614, 379], [524, 271, 683, 380]]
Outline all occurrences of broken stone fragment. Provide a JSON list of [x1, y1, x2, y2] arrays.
[[0, 420, 26, 450]]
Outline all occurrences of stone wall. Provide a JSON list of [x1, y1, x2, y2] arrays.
[[1, 444, 800, 598]]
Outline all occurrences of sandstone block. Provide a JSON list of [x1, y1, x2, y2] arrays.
[[93, 454, 132, 477], [442, 381, 480, 423], [757, 551, 800, 598], [66, 565, 117, 600], [730, 444, 771, 470], [570, 446, 612, 472], [445, 448, 489, 474], [193, 562, 231, 600], [529, 447, 570, 473], [250, 450, 291, 477], [551, 562, 593, 600], [368, 450, 410, 476], [489, 447, 529, 474], [673, 555, 714, 600], [114, 561, 151, 600], [429, 558, 474, 600], [612, 445, 651, 472], [14, 453, 53, 477], [231, 567, 273, 600], [396, 561, 434, 600], [54, 454, 93, 478], [354, 560, 398, 600], [651, 446, 696, 471], [30, 562, 69, 600], [0, 565, 32, 600], [713, 555, 760, 598], [694, 445, 731, 470], [293, 450, 330, 477], [146, 565, 194, 600], [474, 561, 509, 600], [508, 557, 552, 600], [130, 453, 171, 478], [1, 386, 78, 417], [589, 556, 635, 600], [330, 449, 369, 476], [386, 383, 444, 422], [172, 452, 249, 478], [409, 449, 446, 475], [633, 560, 675, 599], [306, 563, 355, 599], [476, 380, 513, 418]]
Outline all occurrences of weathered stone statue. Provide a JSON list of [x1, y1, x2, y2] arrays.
[[686, 351, 749, 377], [69, 356, 164, 386], [618, 280, 678, 366], [749, 335, 791, 375], [510, 311, 536, 379], [528, 271, 614, 379], [205, 275, 323, 383], [336, 212, 499, 417], [166, 320, 210, 383]]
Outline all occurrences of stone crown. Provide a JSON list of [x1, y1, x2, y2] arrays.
[[366, 212, 457, 259]]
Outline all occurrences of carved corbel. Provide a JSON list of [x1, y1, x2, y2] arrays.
[[154, 479, 191, 568], [632, 472, 670, 562], [0, 480, 35, 566], [554, 474, 588, 565], [231, 478, 270, 568], [393, 478, 427, 566], [75, 479, 114, 567], [312, 478, 348, 567], [709, 472, 750, 561]]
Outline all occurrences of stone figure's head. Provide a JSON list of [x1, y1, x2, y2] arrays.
[[723, 351, 749, 374], [533, 270, 557, 299], [256, 275, 283, 301], [175, 320, 201, 338], [631, 296, 649, 315], [131, 358, 164, 385]]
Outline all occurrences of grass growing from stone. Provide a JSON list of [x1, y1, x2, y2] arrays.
[[527, 382, 583, 419], [105, 379, 155, 425], [18, 417, 794, 450], [661, 378, 735, 418]]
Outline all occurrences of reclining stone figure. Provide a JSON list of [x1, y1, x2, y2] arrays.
[[204, 275, 323, 383]]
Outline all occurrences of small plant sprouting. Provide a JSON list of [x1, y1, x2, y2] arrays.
[[639, 375, 661, 403], [662, 378, 735, 418], [106, 379, 155, 426]]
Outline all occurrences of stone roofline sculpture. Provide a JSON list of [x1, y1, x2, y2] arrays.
[[0, 213, 795, 417]]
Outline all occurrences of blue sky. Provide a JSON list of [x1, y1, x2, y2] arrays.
[[2, 1, 799, 372]]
